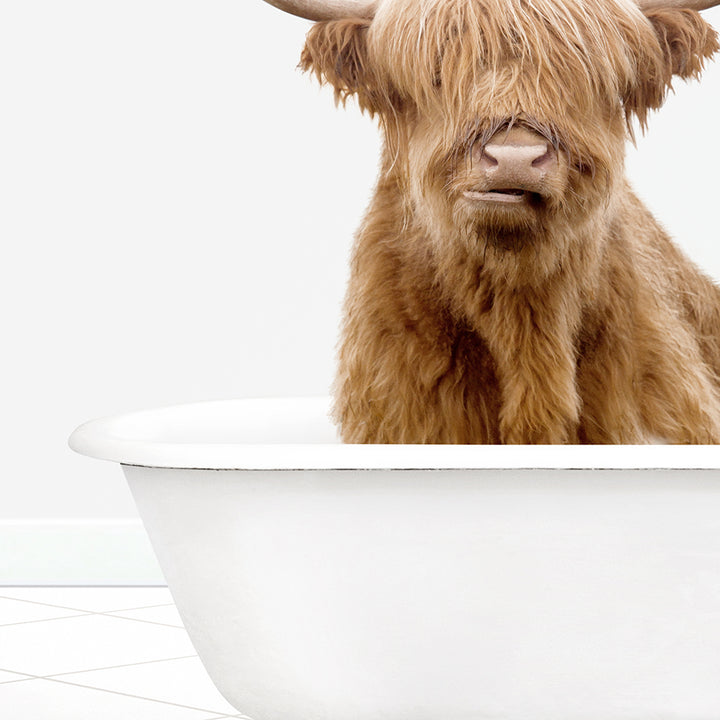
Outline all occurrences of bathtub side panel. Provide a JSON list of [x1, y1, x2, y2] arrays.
[[123, 465, 720, 720]]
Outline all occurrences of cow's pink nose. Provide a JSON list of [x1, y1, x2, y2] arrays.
[[475, 126, 556, 188]]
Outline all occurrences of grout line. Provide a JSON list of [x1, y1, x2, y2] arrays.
[[0, 593, 107, 614], [36, 654, 199, 680], [100, 603, 175, 613], [0, 610, 184, 632], [1, 665, 227, 715], [0, 595, 182, 629], [0, 612, 93, 628], [0, 655, 200, 684], [102, 613, 185, 630], [0, 676, 35, 685], [0, 667, 45, 682], [41, 675, 235, 716], [100, 612, 185, 629], [0, 594, 173, 615], [0, 669, 36, 685]]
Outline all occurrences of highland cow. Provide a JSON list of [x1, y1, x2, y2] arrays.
[[262, 0, 720, 444]]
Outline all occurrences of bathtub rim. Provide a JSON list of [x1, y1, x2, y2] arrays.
[[68, 396, 720, 471]]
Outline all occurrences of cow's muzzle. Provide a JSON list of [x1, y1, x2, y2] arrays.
[[464, 125, 558, 204]]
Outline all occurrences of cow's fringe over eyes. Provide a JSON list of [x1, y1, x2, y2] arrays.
[[368, 0, 655, 126], [302, 0, 717, 136]]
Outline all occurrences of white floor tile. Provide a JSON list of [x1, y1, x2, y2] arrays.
[[0, 613, 196, 676], [0, 677, 226, 719], [0, 587, 173, 613], [0, 596, 87, 626], [107, 603, 185, 628], [56, 656, 239, 716], [0, 588, 256, 717]]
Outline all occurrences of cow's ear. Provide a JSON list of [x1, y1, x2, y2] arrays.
[[300, 18, 391, 115], [626, 8, 718, 124], [646, 8, 718, 79]]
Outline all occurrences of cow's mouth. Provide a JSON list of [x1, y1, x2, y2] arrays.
[[463, 189, 539, 204]]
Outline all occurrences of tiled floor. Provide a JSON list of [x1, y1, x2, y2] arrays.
[[0, 587, 250, 719]]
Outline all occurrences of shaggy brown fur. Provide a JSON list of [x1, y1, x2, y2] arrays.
[[300, 0, 720, 443]]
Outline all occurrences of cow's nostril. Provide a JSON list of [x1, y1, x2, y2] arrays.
[[479, 149, 499, 168], [532, 149, 554, 168]]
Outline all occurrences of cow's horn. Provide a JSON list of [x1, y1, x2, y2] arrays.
[[261, 0, 376, 21], [637, 0, 719, 10]]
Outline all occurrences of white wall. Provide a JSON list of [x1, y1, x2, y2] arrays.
[[1, 0, 379, 526], [1, 1, 719, 568]]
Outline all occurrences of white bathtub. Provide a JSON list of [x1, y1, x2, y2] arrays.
[[69, 396, 720, 720]]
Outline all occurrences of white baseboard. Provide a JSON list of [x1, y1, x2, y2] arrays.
[[0, 520, 165, 586]]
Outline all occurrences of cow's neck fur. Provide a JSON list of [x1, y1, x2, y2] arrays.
[[358, 151, 687, 443], [418, 182, 612, 443]]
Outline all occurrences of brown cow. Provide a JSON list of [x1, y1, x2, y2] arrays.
[[262, 0, 720, 444]]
